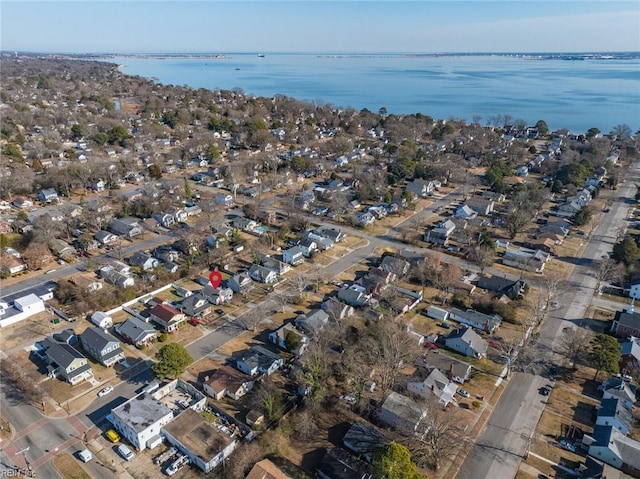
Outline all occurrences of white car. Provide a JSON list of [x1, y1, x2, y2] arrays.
[[457, 389, 471, 398], [97, 386, 114, 397], [117, 444, 135, 461]]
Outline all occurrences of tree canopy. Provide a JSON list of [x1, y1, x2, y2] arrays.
[[612, 236, 640, 266], [152, 343, 194, 379], [589, 334, 621, 380], [573, 206, 592, 227], [373, 442, 422, 479]]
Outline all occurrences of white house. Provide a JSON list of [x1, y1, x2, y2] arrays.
[[588, 425, 640, 473], [379, 392, 427, 433], [235, 346, 283, 377], [282, 245, 305, 265], [596, 398, 633, 435], [407, 368, 458, 407], [405, 179, 434, 198], [444, 326, 488, 358], [90, 311, 113, 329], [203, 366, 254, 400], [111, 391, 174, 450]]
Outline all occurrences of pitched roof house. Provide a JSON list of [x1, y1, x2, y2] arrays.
[[295, 309, 329, 336], [42, 339, 94, 385], [80, 327, 125, 367], [342, 422, 389, 463], [321, 297, 354, 321], [598, 377, 637, 410], [235, 346, 283, 377], [407, 368, 458, 406], [444, 326, 488, 358], [448, 308, 503, 333], [203, 366, 254, 400], [150, 303, 186, 332], [476, 276, 526, 300], [596, 397, 633, 435], [588, 425, 640, 474], [269, 323, 309, 355], [612, 310, 640, 338], [115, 317, 158, 348], [248, 264, 278, 283], [227, 271, 253, 294], [245, 459, 292, 479], [379, 392, 427, 433]]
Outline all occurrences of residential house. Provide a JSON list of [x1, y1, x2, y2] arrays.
[[1, 255, 26, 275], [38, 188, 59, 203], [167, 208, 187, 223], [448, 308, 503, 333], [80, 327, 125, 367], [111, 391, 174, 450], [115, 317, 158, 348], [321, 297, 354, 321], [70, 273, 103, 292], [317, 448, 374, 479], [313, 226, 346, 243], [52, 328, 78, 345], [108, 217, 142, 238], [444, 326, 488, 358], [620, 337, 640, 375], [588, 425, 640, 475], [525, 238, 558, 256], [379, 256, 410, 277], [162, 409, 239, 474], [338, 284, 371, 307], [150, 303, 186, 332], [299, 239, 317, 257], [465, 197, 494, 216], [356, 211, 375, 225], [379, 391, 427, 433], [248, 264, 278, 284], [476, 276, 526, 300], [180, 293, 211, 317], [294, 309, 329, 336], [90, 311, 113, 329], [537, 232, 565, 245], [503, 247, 550, 273], [628, 281, 640, 299], [260, 255, 291, 275], [269, 323, 309, 355], [405, 179, 435, 198], [424, 219, 456, 246], [49, 239, 76, 258], [11, 197, 33, 209], [151, 212, 175, 228], [540, 220, 571, 237], [612, 309, 640, 338], [203, 366, 254, 400], [301, 231, 334, 251], [235, 345, 283, 377], [407, 368, 458, 407], [128, 252, 159, 271], [455, 204, 478, 219], [419, 350, 473, 384], [342, 422, 389, 464], [153, 246, 180, 263], [245, 459, 292, 479], [282, 245, 305, 265], [42, 338, 94, 385], [90, 180, 106, 193], [95, 230, 118, 246], [99, 267, 134, 288], [596, 398, 633, 435], [599, 377, 637, 410], [199, 285, 234, 305], [227, 272, 253, 294], [233, 216, 257, 232], [556, 200, 583, 218]]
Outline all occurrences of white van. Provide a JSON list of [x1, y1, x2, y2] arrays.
[[77, 449, 93, 463], [117, 444, 135, 461]]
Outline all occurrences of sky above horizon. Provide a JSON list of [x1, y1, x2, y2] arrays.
[[2, 1, 639, 54]]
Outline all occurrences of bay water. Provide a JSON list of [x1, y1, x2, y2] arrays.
[[109, 53, 640, 134]]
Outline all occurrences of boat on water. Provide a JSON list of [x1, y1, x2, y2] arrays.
[[257, 54, 265, 58]]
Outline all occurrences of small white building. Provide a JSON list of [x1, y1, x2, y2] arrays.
[[90, 311, 113, 329], [111, 391, 174, 450], [14, 294, 45, 316]]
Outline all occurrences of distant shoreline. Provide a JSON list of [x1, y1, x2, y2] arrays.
[[4, 51, 640, 61]]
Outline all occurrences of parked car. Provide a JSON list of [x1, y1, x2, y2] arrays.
[[97, 386, 114, 397], [117, 444, 135, 461], [439, 322, 451, 329], [558, 440, 576, 453], [106, 429, 120, 443], [215, 309, 224, 315], [457, 389, 471, 398], [539, 386, 550, 396], [77, 449, 93, 463], [188, 318, 200, 326]]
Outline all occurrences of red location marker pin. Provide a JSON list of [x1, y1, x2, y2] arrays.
[[209, 270, 222, 289]]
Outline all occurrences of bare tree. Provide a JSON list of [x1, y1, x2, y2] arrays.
[[237, 308, 263, 332], [408, 397, 470, 470], [593, 258, 625, 294], [559, 328, 592, 369], [224, 441, 264, 479]]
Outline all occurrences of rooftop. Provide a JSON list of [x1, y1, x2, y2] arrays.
[[112, 393, 173, 433], [162, 409, 233, 461]]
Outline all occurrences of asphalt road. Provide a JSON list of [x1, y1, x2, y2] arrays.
[[455, 163, 638, 479]]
